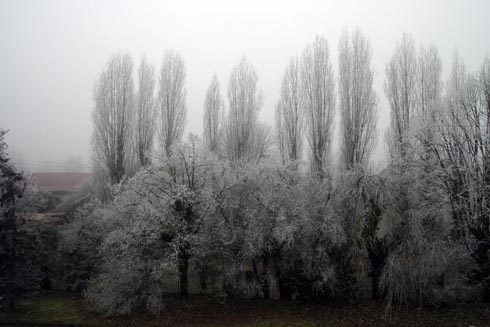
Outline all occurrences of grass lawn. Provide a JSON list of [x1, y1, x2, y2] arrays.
[[1, 291, 490, 326]]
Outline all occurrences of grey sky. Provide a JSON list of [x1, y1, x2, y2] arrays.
[[1, 0, 489, 172]]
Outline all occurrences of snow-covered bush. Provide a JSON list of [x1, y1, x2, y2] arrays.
[[378, 157, 480, 308], [276, 175, 351, 302], [380, 239, 478, 308], [58, 196, 110, 291], [204, 161, 350, 302], [84, 210, 172, 315], [331, 167, 388, 299]]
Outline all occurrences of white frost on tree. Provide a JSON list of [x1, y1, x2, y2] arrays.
[[338, 29, 377, 170], [203, 75, 224, 155], [301, 36, 335, 178], [135, 55, 156, 167], [92, 53, 135, 185], [384, 33, 417, 161], [223, 57, 269, 162], [275, 56, 303, 164], [157, 49, 187, 158]]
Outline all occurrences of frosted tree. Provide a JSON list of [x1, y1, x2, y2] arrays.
[[384, 33, 417, 161], [275, 56, 303, 164], [430, 54, 490, 300], [224, 57, 267, 162], [203, 75, 224, 155], [378, 158, 476, 308], [376, 51, 483, 308], [432, 53, 468, 237], [414, 45, 443, 173], [203, 161, 348, 301], [338, 29, 378, 170], [135, 55, 156, 167], [86, 136, 216, 308], [92, 53, 135, 185], [301, 36, 335, 178], [157, 49, 187, 158], [416, 45, 442, 117], [252, 122, 272, 162], [332, 169, 389, 299], [275, 104, 286, 164]]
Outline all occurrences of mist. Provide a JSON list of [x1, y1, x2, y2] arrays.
[[1, 0, 489, 172], [4, 1, 490, 322]]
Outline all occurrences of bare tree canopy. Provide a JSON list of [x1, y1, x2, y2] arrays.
[[413, 44, 443, 154], [135, 55, 156, 167], [384, 33, 417, 161], [338, 29, 378, 170], [301, 36, 335, 178], [250, 121, 273, 162], [203, 75, 224, 155], [92, 53, 135, 185], [275, 56, 303, 164], [157, 49, 187, 158], [416, 45, 442, 117], [224, 57, 267, 162], [421, 53, 490, 299]]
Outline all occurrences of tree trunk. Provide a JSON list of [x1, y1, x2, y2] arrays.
[[472, 241, 490, 301], [251, 258, 259, 281], [8, 295, 15, 312], [261, 255, 270, 300], [367, 241, 388, 299], [272, 254, 289, 300], [178, 246, 189, 301]]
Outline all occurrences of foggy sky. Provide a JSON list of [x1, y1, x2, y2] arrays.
[[1, 0, 489, 172]]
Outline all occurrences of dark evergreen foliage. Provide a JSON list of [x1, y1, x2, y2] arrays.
[[0, 130, 42, 311]]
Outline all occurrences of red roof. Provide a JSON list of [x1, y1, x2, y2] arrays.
[[31, 172, 91, 192]]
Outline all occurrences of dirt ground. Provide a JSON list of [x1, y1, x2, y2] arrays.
[[1, 291, 490, 327]]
